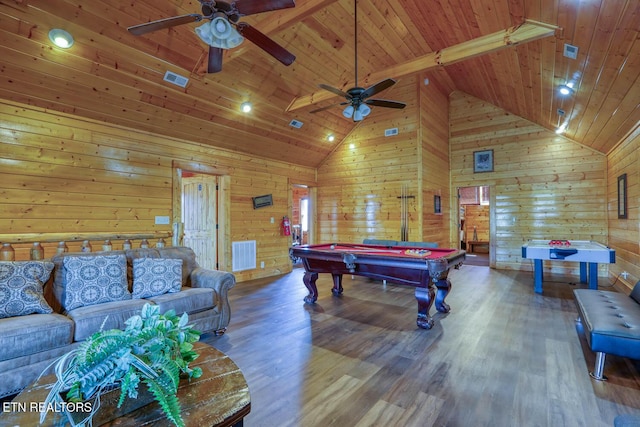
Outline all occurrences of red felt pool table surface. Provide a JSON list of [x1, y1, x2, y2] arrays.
[[298, 243, 459, 260], [289, 243, 466, 330]]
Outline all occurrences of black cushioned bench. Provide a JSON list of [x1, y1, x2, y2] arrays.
[[573, 281, 640, 380]]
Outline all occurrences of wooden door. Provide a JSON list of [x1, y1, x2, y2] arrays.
[[182, 175, 218, 270]]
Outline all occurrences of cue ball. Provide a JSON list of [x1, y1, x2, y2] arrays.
[[330, 245, 335, 249]]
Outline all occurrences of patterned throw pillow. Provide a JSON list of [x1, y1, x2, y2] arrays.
[[132, 258, 182, 299], [0, 261, 54, 318], [63, 254, 130, 311]]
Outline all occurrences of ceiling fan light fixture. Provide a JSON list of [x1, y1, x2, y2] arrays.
[[343, 105, 354, 119], [195, 18, 243, 49], [48, 29, 74, 49], [358, 103, 371, 117]]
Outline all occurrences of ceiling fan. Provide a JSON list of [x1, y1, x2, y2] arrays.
[[127, 0, 296, 73], [310, 0, 405, 121]]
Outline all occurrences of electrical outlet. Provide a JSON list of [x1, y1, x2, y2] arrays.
[[622, 271, 629, 279], [260, 261, 265, 269]]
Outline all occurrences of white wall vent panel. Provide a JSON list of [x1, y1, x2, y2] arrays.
[[163, 70, 189, 88], [563, 44, 578, 60], [385, 127, 399, 137], [289, 119, 304, 128], [232, 240, 256, 272]]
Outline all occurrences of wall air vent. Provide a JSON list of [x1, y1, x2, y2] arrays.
[[289, 119, 304, 128], [385, 127, 399, 137], [163, 70, 189, 88], [557, 109, 565, 116], [563, 44, 578, 60], [232, 240, 256, 272]]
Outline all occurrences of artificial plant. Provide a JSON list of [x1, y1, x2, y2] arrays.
[[39, 303, 202, 427]]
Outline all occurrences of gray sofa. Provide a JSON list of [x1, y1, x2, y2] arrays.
[[0, 246, 235, 399]]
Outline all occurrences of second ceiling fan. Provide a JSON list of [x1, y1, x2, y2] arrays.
[[311, 0, 406, 121], [127, 0, 296, 73]]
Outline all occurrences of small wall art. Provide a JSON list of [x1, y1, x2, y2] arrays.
[[618, 173, 627, 219], [473, 150, 494, 173]]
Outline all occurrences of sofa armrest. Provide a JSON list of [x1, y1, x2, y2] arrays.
[[189, 268, 236, 332]]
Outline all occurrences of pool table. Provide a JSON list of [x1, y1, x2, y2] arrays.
[[289, 243, 466, 329]]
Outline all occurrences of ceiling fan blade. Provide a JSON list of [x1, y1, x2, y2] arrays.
[[236, 0, 296, 16], [318, 84, 351, 99], [236, 22, 295, 66], [361, 79, 397, 100], [127, 14, 202, 36], [310, 104, 342, 114], [365, 99, 407, 109], [207, 47, 223, 73]]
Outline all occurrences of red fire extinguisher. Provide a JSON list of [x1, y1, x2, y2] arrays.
[[282, 216, 291, 236]]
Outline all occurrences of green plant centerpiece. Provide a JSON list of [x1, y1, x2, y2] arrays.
[[40, 303, 202, 427]]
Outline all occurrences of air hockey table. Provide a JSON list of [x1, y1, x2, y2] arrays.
[[521, 240, 615, 293]]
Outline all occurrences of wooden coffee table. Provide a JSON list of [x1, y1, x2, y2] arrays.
[[0, 342, 250, 426]]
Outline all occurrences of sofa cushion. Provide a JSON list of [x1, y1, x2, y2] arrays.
[[0, 313, 73, 361], [145, 287, 214, 316], [132, 258, 182, 299], [0, 261, 55, 318], [62, 254, 131, 311], [66, 299, 148, 341]]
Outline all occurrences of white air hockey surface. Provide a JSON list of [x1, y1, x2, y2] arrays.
[[521, 240, 615, 293], [522, 240, 615, 263]]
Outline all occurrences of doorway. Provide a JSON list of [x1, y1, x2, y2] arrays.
[[291, 185, 309, 246], [181, 173, 218, 270], [172, 161, 232, 272], [458, 186, 490, 267]]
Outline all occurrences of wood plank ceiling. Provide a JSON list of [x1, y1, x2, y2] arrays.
[[0, 0, 638, 168]]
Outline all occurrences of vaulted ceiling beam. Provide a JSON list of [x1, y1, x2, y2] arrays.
[[286, 19, 560, 112]]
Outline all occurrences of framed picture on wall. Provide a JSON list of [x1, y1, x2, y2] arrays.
[[473, 150, 494, 173], [618, 173, 627, 219]]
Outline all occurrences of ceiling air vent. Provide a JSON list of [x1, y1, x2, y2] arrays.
[[563, 44, 578, 60], [384, 127, 399, 137], [163, 70, 189, 88], [289, 119, 304, 128]]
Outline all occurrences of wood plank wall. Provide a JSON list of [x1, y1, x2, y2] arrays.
[[464, 205, 490, 242], [607, 127, 640, 290], [0, 100, 315, 282], [316, 75, 452, 247], [449, 92, 608, 277], [420, 74, 452, 246]]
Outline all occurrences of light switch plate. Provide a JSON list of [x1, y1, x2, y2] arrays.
[[155, 216, 170, 225]]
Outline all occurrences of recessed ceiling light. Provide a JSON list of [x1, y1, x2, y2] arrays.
[[327, 134, 335, 142], [240, 102, 252, 113], [48, 29, 74, 48], [559, 82, 574, 96]]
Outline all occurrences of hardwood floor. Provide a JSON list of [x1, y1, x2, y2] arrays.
[[202, 265, 640, 427]]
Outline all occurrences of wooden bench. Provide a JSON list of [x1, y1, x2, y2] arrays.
[[467, 240, 489, 253]]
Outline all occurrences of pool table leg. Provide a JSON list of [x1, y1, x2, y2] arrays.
[[415, 285, 435, 330], [303, 271, 319, 303], [331, 274, 344, 296], [427, 259, 452, 313], [434, 278, 452, 313]]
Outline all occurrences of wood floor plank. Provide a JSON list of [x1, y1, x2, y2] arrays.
[[203, 265, 640, 426]]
